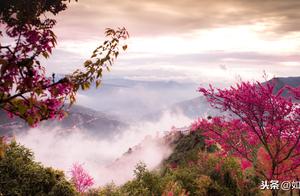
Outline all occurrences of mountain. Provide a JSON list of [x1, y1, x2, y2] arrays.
[[111, 128, 199, 168], [76, 77, 199, 121], [266, 76, 300, 88], [142, 96, 219, 121], [0, 105, 127, 138], [145, 76, 300, 120], [264, 76, 300, 97]]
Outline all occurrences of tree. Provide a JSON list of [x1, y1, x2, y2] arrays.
[[0, 141, 76, 195], [121, 162, 164, 196], [192, 81, 300, 193], [70, 163, 94, 194], [0, 0, 129, 126]]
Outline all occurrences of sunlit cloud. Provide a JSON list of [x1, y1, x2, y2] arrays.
[[44, 0, 300, 84], [280, 61, 300, 67]]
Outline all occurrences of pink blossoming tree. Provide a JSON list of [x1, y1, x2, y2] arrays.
[[71, 163, 94, 194], [0, 0, 128, 126], [192, 81, 300, 191]]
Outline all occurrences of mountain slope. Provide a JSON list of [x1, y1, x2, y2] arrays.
[[264, 76, 300, 96]]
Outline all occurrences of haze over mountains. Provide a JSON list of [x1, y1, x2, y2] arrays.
[[1, 76, 299, 186], [144, 76, 300, 121], [75, 77, 200, 121], [0, 105, 127, 138], [1, 76, 299, 137]]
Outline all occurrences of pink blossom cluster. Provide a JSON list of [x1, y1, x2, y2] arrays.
[[0, 18, 74, 126], [192, 81, 300, 180]]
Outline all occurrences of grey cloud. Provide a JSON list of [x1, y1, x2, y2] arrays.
[[53, 0, 300, 39]]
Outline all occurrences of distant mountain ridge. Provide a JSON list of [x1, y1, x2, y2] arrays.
[[0, 105, 127, 138], [264, 76, 300, 96], [144, 76, 300, 120], [76, 77, 199, 121], [267, 76, 300, 88]]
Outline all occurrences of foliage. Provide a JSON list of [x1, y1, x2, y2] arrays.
[[0, 0, 128, 126], [0, 136, 7, 158], [0, 141, 76, 195], [193, 81, 300, 182], [165, 131, 216, 166], [161, 181, 188, 196], [71, 163, 94, 194], [164, 153, 249, 195], [121, 162, 163, 196], [88, 183, 122, 196], [90, 130, 261, 196]]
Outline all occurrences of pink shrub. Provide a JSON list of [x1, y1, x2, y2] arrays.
[[71, 163, 94, 193]]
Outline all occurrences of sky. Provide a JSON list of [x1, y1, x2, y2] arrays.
[[46, 0, 300, 84]]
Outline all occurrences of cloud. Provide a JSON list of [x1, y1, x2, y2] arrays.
[[53, 0, 300, 39], [15, 111, 193, 186], [42, 49, 84, 75], [120, 52, 300, 65], [112, 51, 300, 82], [75, 78, 199, 121], [31, 0, 300, 89]]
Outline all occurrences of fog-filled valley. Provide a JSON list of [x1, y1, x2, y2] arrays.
[[0, 77, 203, 185], [1, 76, 299, 188]]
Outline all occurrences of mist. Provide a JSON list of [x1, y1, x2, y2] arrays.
[[75, 77, 200, 121], [16, 111, 193, 186]]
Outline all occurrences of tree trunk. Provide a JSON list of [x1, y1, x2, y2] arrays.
[[272, 189, 278, 196]]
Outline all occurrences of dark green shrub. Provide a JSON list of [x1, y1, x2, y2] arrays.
[[0, 141, 76, 196], [121, 162, 163, 196]]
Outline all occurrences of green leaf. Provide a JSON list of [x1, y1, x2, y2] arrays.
[[0, 58, 7, 65], [42, 52, 49, 59], [115, 51, 119, 58], [96, 59, 102, 66], [122, 45, 128, 51], [18, 104, 27, 115], [81, 82, 90, 90], [84, 60, 92, 67], [96, 69, 102, 78], [27, 116, 34, 126], [96, 80, 101, 88]]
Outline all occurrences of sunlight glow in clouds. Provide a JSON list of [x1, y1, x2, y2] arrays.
[[57, 23, 300, 57], [47, 0, 300, 83], [52, 21, 300, 83]]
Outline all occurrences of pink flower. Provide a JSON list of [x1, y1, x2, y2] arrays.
[[241, 159, 252, 170], [167, 192, 174, 196]]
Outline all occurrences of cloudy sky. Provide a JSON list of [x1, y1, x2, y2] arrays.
[[46, 0, 300, 84]]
